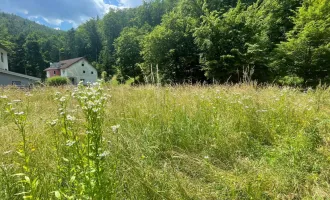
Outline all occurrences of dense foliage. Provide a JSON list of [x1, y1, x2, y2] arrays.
[[0, 0, 329, 86], [46, 76, 70, 86]]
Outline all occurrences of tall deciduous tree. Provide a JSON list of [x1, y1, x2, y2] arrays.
[[142, 11, 203, 83], [114, 26, 150, 83], [272, 0, 330, 85]]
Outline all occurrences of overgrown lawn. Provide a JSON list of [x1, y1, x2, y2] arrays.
[[1, 84, 330, 199]]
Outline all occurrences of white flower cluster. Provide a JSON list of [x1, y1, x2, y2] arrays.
[[73, 80, 108, 117], [111, 125, 120, 133], [14, 111, 25, 116], [66, 140, 76, 147], [50, 119, 58, 127], [66, 115, 76, 121]]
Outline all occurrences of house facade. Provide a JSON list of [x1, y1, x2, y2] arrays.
[[0, 70, 41, 86], [0, 43, 41, 86], [45, 57, 98, 85], [0, 43, 9, 71]]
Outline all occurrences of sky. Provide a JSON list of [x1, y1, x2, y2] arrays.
[[1, 0, 144, 31]]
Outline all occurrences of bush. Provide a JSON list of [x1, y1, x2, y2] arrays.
[[278, 75, 304, 86], [46, 76, 70, 86]]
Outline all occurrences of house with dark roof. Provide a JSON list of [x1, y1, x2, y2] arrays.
[[44, 57, 98, 85], [0, 43, 41, 86]]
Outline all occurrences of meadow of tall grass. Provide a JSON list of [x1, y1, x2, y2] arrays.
[[1, 83, 330, 199]]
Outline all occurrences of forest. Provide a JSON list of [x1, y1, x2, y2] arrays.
[[0, 0, 329, 86]]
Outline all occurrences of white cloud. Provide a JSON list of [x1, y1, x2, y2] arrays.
[[43, 18, 63, 26], [119, 0, 143, 7], [2, 0, 143, 27], [54, 27, 61, 30]]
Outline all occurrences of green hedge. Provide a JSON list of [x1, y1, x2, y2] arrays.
[[46, 76, 70, 86]]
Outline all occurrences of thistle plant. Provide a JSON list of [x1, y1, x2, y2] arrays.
[[73, 81, 108, 199]]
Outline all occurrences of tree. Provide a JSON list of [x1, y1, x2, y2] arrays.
[[114, 26, 150, 83], [194, 1, 253, 82], [76, 19, 102, 62], [9, 34, 26, 74], [24, 33, 47, 78], [142, 11, 203, 83], [271, 0, 330, 85]]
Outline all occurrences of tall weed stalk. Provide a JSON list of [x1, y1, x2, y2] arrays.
[[5, 97, 39, 199], [73, 81, 108, 199]]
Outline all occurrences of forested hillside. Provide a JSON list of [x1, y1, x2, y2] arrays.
[[0, 0, 329, 86]]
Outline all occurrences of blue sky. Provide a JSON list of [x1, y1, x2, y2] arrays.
[[1, 0, 144, 31]]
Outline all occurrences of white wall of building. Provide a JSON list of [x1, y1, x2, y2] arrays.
[[0, 47, 9, 71], [61, 59, 98, 84]]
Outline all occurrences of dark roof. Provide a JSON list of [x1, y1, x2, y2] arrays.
[[45, 57, 85, 71], [60, 57, 85, 69], [0, 43, 10, 52], [0, 69, 41, 81]]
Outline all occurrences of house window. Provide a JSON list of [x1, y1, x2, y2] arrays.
[[82, 63, 85, 66], [80, 79, 85, 82], [54, 71, 56, 75], [1, 53, 3, 62], [91, 71, 94, 74], [83, 70, 86, 73], [12, 81, 21, 86]]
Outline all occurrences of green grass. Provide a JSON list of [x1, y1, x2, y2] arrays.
[[1, 84, 330, 199]]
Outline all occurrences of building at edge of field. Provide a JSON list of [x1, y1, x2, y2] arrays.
[[0, 43, 41, 86], [44, 57, 98, 85]]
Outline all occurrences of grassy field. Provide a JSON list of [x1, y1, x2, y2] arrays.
[[1, 83, 330, 199]]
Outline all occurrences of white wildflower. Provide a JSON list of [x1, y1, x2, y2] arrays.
[[111, 125, 120, 133], [66, 115, 76, 121], [99, 151, 110, 158], [12, 100, 21, 103], [14, 112, 24, 116], [256, 110, 268, 113], [50, 119, 58, 126], [3, 150, 12, 155], [66, 140, 76, 147], [59, 97, 66, 102], [0, 95, 8, 99]]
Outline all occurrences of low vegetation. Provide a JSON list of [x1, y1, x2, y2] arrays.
[[1, 83, 330, 199], [46, 77, 70, 86]]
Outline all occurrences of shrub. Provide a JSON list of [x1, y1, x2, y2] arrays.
[[46, 76, 70, 86], [278, 75, 304, 86]]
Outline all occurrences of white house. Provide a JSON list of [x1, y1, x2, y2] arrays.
[[0, 43, 41, 86], [44, 57, 98, 85], [0, 43, 9, 71]]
